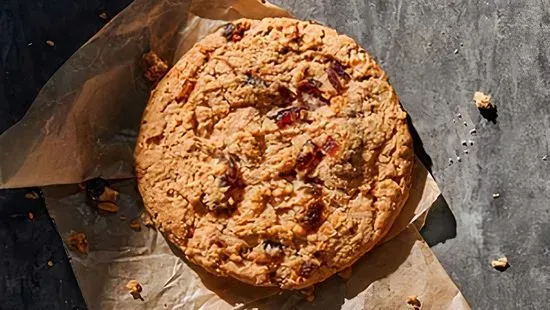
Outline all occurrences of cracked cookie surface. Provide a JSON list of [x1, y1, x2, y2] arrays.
[[135, 17, 413, 289]]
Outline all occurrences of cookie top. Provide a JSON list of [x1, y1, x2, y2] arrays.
[[135, 17, 413, 289]]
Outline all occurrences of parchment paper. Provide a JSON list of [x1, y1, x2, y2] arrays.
[[0, 0, 470, 308]]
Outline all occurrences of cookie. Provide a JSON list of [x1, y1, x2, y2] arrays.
[[135, 17, 413, 289]]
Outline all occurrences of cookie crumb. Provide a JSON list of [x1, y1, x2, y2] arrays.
[[461, 140, 467, 146], [457, 113, 462, 118], [47, 260, 54, 267], [46, 40, 55, 47], [453, 48, 459, 54], [407, 295, 422, 309], [129, 219, 142, 232], [25, 191, 40, 200], [492, 193, 500, 199], [98, 12, 108, 20], [464, 149, 469, 154], [126, 280, 143, 300], [463, 121, 467, 126], [448, 158, 453, 165], [473, 91, 493, 109], [97, 201, 119, 213], [143, 51, 169, 82], [66, 232, 89, 254], [337, 267, 352, 279], [469, 128, 477, 135], [491, 257, 509, 271], [300, 286, 315, 302], [469, 140, 474, 146], [456, 156, 462, 162], [542, 155, 548, 161], [119, 215, 127, 221], [28, 212, 34, 220]]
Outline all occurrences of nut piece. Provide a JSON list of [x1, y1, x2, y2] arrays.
[[407, 295, 422, 309], [129, 219, 141, 232], [491, 257, 510, 271], [126, 280, 143, 300], [143, 51, 169, 82], [473, 91, 493, 109], [67, 232, 89, 254]]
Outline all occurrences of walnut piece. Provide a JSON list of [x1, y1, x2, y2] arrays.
[[143, 51, 169, 82], [126, 280, 143, 300], [67, 232, 89, 254], [473, 91, 493, 109], [407, 295, 422, 309]]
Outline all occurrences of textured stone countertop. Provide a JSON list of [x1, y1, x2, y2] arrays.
[[0, 1, 548, 309]]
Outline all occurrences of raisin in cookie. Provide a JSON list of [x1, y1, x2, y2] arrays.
[[135, 17, 413, 289]]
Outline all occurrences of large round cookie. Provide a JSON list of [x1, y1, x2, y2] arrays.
[[135, 17, 413, 289]]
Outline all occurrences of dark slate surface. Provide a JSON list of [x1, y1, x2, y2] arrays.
[[1, 0, 549, 309]]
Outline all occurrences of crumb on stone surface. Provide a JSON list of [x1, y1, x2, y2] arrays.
[[129, 219, 142, 232], [473, 91, 493, 109], [98, 12, 108, 20], [25, 191, 40, 200], [407, 295, 422, 309], [126, 280, 143, 299], [492, 193, 500, 199], [119, 215, 127, 221], [67, 232, 89, 254], [491, 257, 509, 271], [143, 51, 169, 82], [46, 40, 55, 47]]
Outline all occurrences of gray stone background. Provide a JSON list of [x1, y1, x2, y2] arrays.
[[0, 0, 548, 309]]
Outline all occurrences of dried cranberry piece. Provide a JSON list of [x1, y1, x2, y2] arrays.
[[297, 79, 322, 95], [175, 79, 196, 103], [271, 107, 306, 128], [326, 67, 343, 92], [331, 60, 350, 80], [302, 200, 324, 229], [222, 22, 251, 42], [295, 141, 324, 173], [322, 136, 340, 156], [222, 23, 236, 40], [277, 86, 296, 106], [297, 79, 330, 106]]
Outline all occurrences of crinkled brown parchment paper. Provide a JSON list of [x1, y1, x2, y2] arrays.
[[0, 0, 470, 309]]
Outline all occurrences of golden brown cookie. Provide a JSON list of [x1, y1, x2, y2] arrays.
[[135, 17, 413, 289]]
